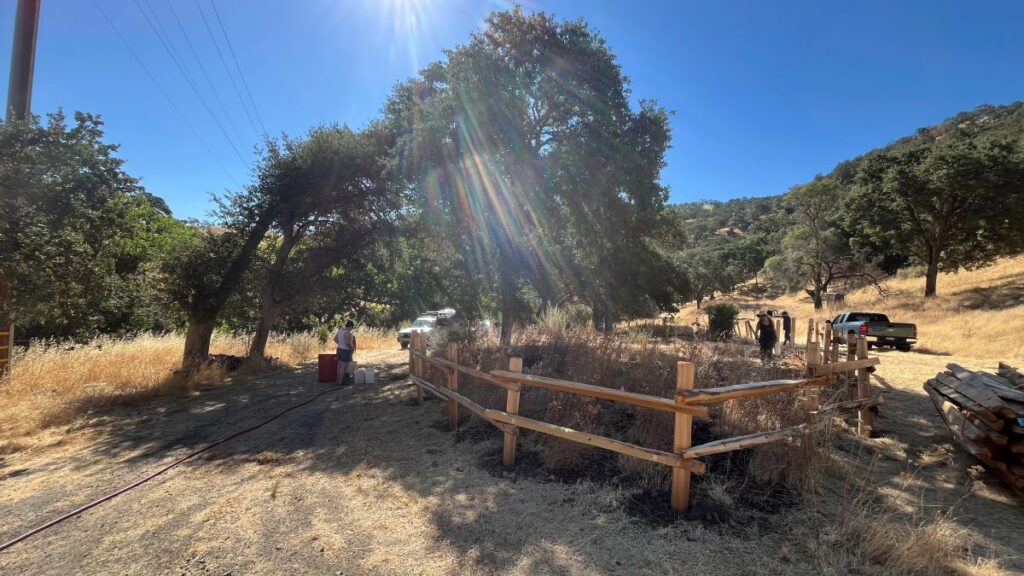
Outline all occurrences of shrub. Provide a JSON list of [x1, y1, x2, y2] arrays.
[[704, 303, 740, 340], [446, 326, 821, 498]]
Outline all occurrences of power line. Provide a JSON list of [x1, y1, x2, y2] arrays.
[[162, 0, 249, 155], [132, 0, 249, 166], [209, 0, 268, 136], [91, 0, 241, 188], [192, 0, 261, 143]]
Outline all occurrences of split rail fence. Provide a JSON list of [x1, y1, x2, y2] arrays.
[[406, 331, 879, 512]]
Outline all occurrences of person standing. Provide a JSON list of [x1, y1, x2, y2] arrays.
[[754, 312, 777, 362], [781, 311, 792, 344], [335, 320, 357, 384]]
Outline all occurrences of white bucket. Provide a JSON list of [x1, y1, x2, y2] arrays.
[[364, 369, 375, 384], [354, 369, 366, 385]]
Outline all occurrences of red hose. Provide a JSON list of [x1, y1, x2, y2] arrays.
[[0, 384, 344, 553]]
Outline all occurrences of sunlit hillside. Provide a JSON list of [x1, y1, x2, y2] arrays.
[[684, 254, 1024, 363]]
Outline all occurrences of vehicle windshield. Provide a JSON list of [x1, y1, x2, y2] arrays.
[[847, 313, 890, 323], [411, 318, 434, 328]]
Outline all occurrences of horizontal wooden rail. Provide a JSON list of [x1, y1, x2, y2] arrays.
[[679, 377, 830, 404], [682, 424, 816, 459], [817, 397, 882, 414], [490, 370, 710, 418], [414, 352, 520, 391], [485, 409, 706, 473], [809, 357, 879, 376], [410, 375, 517, 435]]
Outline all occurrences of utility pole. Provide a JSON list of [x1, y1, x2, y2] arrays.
[[2, 0, 41, 376], [6, 0, 40, 121]]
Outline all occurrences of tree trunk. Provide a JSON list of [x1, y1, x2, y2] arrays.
[[695, 295, 703, 309], [806, 288, 824, 310], [924, 250, 940, 297], [248, 302, 283, 360], [499, 293, 514, 346], [182, 316, 216, 372], [248, 233, 299, 360], [180, 213, 275, 372]]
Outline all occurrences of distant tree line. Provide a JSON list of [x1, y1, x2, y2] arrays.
[[665, 102, 1024, 309], [3, 7, 1023, 372]]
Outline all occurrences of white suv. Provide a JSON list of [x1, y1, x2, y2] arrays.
[[396, 308, 455, 349]]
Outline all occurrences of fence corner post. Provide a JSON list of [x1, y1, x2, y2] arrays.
[[447, 342, 459, 431], [671, 360, 695, 513], [502, 356, 523, 467], [856, 336, 873, 437]]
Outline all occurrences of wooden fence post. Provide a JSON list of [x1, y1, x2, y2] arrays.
[[856, 336, 873, 437], [408, 330, 414, 380], [845, 331, 857, 400], [447, 342, 459, 431], [806, 318, 815, 346], [414, 333, 424, 404], [805, 341, 821, 443], [503, 356, 523, 467], [671, 361, 695, 512]]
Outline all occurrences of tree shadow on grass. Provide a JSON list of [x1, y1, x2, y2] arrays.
[[952, 271, 1024, 311]]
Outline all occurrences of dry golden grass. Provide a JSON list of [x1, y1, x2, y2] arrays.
[[0, 327, 398, 449], [677, 254, 1024, 364]]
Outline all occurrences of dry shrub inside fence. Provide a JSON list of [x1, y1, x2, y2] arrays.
[[445, 325, 833, 499]]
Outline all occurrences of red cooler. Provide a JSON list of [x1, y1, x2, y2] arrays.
[[317, 353, 338, 383]]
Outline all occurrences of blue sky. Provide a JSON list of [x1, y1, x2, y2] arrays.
[[3, 0, 1023, 219]]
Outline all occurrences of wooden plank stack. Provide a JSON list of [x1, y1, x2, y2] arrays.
[[923, 362, 1024, 494]]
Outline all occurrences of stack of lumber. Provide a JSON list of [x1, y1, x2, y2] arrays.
[[923, 362, 1024, 494]]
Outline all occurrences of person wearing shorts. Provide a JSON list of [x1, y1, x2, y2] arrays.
[[335, 320, 356, 384]]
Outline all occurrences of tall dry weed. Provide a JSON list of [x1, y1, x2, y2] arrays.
[[811, 458, 1010, 575]]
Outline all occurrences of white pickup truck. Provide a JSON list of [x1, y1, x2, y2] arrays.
[[831, 311, 917, 351]]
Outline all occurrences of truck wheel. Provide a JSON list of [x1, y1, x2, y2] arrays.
[[400, 342, 408, 350], [897, 345, 912, 352], [867, 342, 875, 350]]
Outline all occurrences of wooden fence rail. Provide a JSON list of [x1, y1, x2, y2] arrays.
[[405, 330, 877, 513]]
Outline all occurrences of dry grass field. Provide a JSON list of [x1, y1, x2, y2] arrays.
[[2, 259, 1023, 574], [0, 327, 394, 452], [1, 343, 1021, 575]]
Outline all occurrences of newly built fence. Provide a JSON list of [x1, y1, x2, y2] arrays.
[[406, 331, 879, 512]]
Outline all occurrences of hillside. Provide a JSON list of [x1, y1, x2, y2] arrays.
[[681, 254, 1024, 363], [663, 101, 1024, 309]]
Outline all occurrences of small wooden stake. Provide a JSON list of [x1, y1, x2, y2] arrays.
[[671, 361, 695, 512], [502, 356, 523, 467], [447, 342, 459, 431], [856, 336, 873, 437]]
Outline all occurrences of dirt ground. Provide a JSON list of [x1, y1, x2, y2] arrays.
[[1, 348, 1021, 575]]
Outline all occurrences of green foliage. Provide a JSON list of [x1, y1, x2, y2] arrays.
[[704, 303, 739, 341], [846, 129, 1024, 296], [387, 7, 673, 337], [0, 111, 188, 339], [761, 176, 877, 308]]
